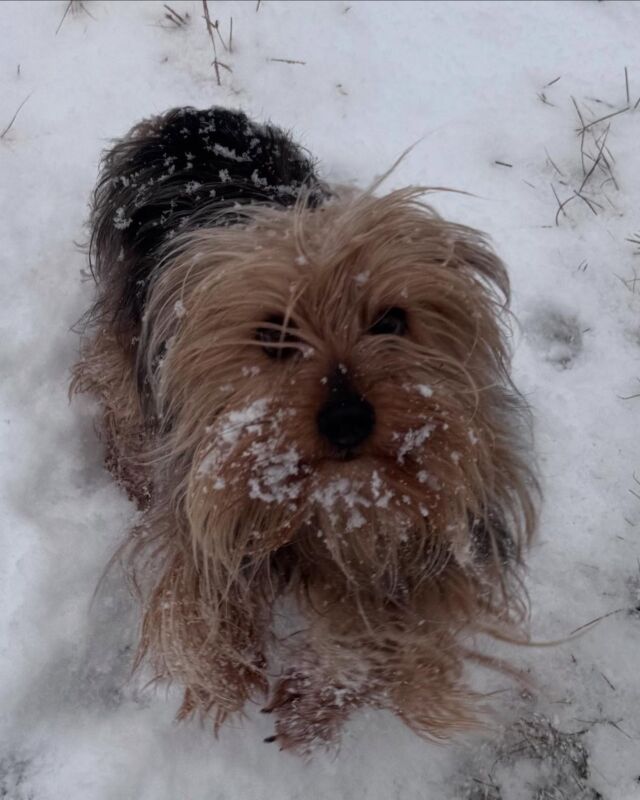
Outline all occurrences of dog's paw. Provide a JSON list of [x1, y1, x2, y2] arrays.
[[262, 671, 356, 755]]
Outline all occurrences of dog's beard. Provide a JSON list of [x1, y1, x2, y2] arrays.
[[185, 381, 513, 619]]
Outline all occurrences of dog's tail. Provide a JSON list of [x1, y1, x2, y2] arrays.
[[85, 107, 325, 336]]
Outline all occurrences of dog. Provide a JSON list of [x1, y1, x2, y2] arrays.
[[72, 106, 537, 755]]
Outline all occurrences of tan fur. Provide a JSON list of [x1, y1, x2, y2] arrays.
[[71, 330, 152, 507], [73, 187, 537, 755]]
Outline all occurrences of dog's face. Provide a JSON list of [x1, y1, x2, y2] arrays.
[[142, 188, 532, 613]]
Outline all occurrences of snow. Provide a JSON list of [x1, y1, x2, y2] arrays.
[[310, 477, 372, 531], [2, 0, 640, 797], [415, 384, 433, 399], [395, 422, 436, 463]]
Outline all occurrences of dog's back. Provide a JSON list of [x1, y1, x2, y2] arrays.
[[88, 107, 324, 333]]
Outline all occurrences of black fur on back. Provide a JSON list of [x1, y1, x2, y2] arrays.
[[87, 106, 326, 336]]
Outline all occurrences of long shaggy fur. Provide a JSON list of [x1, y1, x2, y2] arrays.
[[72, 106, 538, 755]]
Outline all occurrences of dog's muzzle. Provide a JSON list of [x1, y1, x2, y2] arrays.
[[317, 379, 375, 450]]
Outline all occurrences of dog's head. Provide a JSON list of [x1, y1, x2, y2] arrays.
[[140, 188, 535, 622]]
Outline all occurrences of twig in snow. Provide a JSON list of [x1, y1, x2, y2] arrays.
[[494, 161, 513, 168], [202, 0, 231, 85], [204, 11, 232, 52]]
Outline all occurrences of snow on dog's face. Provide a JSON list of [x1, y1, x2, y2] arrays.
[[140, 188, 535, 608]]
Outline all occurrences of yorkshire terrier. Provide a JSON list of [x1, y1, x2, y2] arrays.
[[72, 106, 537, 755]]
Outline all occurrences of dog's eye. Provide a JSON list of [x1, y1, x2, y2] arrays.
[[369, 307, 408, 337], [256, 314, 300, 360]]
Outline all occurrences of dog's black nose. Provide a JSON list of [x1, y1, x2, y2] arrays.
[[317, 392, 375, 450]]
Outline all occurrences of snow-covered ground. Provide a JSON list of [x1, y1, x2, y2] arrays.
[[2, 1, 640, 797]]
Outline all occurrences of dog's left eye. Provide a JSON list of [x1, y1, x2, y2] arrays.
[[369, 307, 408, 337], [255, 314, 300, 360]]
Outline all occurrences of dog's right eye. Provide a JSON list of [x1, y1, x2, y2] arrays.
[[369, 307, 408, 337], [255, 314, 300, 360]]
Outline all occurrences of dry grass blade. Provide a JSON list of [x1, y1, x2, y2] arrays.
[[551, 183, 571, 225], [545, 75, 562, 88], [615, 268, 640, 294], [214, 19, 229, 52], [585, 127, 619, 190], [164, 4, 189, 27], [0, 93, 32, 139], [202, 0, 223, 85], [537, 92, 555, 107], [599, 670, 616, 691], [586, 96, 615, 109], [494, 161, 512, 168], [571, 96, 588, 176], [580, 105, 629, 134], [56, 0, 94, 33], [55, 0, 73, 35], [571, 95, 586, 127], [545, 148, 565, 177], [626, 232, 640, 251], [574, 192, 601, 216], [568, 607, 627, 636], [578, 124, 610, 193], [625, 66, 630, 105], [267, 58, 306, 65]]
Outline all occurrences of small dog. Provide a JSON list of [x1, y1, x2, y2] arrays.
[[72, 106, 537, 754]]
